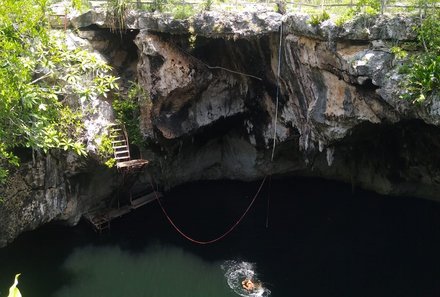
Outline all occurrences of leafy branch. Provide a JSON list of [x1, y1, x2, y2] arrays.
[[0, 0, 119, 184]]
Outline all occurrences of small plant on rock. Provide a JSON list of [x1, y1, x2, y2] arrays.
[[202, 0, 213, 11], [335, 0, 381, 26], [172, 4, 195, 20], [149, 0, 167, 12], [309, 11, 330, 26], [95, 132, 116, 168], [106, 0, 129, 32], [112, 81, 145, 147], [398, 9, 440, 104]]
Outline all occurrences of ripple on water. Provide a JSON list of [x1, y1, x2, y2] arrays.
[[222, 260, 271, 297]]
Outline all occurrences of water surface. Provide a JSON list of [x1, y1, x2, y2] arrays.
[[1, 177, 440, 297]]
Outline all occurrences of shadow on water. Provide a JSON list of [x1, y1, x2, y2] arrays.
[[1, 177, 440, 297], [0, 221, 96, 297]]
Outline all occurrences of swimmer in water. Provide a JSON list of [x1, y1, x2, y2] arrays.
[[242, 279, 255, 291], [242, 279, 261, 292]]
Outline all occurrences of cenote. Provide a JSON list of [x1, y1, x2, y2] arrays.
[[1, 177, 440, 297]]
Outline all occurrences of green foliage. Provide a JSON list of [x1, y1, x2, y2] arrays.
[[95, 133, 116, 167], [335, 12, 354, 26], [309, 11, 330, 26], [0, 0, 118, 183], [71, 0, 91, 12], [171, 3, 195, 19], [106, 0, 129, 32], [391, 46, 408, 59], [335, 0, 381, 26], [413, 0, 438, 17], [400, 53, 440, 103], [399, 9, 440, 104], [112, 82, 146, 147], [417, 9, 440, 53], [147, 0, 167, 12], [7, 274, 22, 297], [202, 0, 214, 11]]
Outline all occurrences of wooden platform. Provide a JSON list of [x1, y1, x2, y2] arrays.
[[84, 191, 163, 232], [117, 159, 149, 169]]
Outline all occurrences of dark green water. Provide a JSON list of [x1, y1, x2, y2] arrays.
[[1, 177, 440, 297]]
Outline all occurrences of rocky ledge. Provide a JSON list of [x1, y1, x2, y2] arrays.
[[121, 10, 440, 201]]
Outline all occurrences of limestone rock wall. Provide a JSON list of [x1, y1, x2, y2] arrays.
[[0, 31, 122, 248], [132, 12, 440, 199], [2, 9, 440, 247], [0, 151, 117, 247]]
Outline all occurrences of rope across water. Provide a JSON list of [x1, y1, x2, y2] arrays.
[[151, 176, 267, 245]]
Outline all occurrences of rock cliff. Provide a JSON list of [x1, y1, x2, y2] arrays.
[[125, 11, 440, 199], [1, 8, 440, 247]]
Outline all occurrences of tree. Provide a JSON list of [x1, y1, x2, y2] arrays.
[[0, 0, 118, 183]]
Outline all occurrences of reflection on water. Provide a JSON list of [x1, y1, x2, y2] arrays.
[[54, 245, 237, 297]]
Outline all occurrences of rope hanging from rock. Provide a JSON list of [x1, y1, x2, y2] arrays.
[[150, 21, 283, 245], [151, 176, 267, 245], [266, 21, 284, 228], [271, 21, 284, 162]]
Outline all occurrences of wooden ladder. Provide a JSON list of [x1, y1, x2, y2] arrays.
[[109, 124, 131, 164]]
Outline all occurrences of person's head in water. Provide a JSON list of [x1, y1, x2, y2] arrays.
[[242, 279, 258, 291]]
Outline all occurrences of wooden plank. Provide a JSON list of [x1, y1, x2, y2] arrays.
[[107, 205, 132, 218], [115, 150, 130, 154], [83, 190, 162, 232], [115, 156, 130, 161], [116, 159, 149, 169], [131, 192, 162, 209]]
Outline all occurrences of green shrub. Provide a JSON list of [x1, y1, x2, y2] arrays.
[[418, 9, 440, 53], [172, 4, 195, 19], [0, 0, 118, 183], [391, 46, 408, 60], [112, 81, 146, 147], [71, 0, 91, 12], [335, 0, 380, 26], [106, 0, 129, 32], [399, 10, 440, 103], [309, 11, 330, 26], [400, 53, 440, 103], [202, 0, 213, 11], [149, 0, 167, 12], [95, 133, 116, 167]]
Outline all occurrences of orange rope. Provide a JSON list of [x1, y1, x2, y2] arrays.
[[150, 176, 267, 245]]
